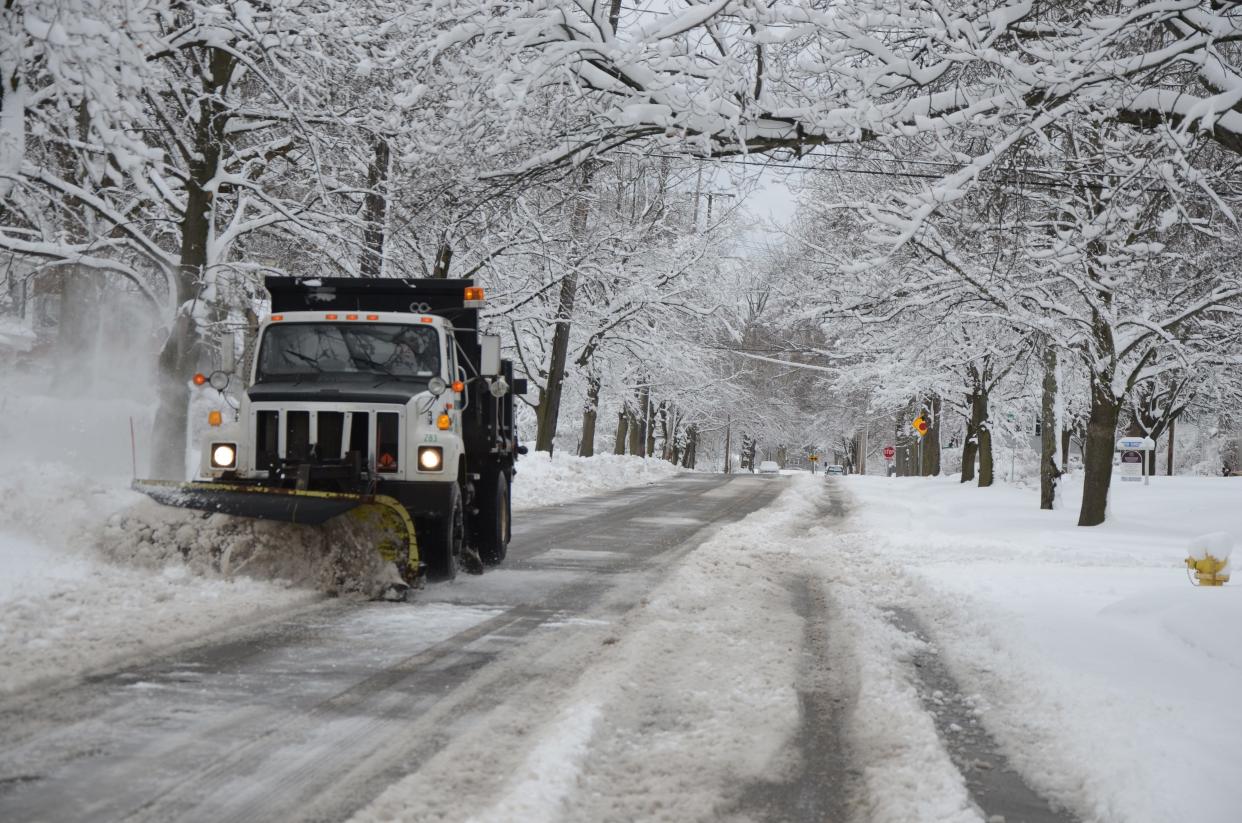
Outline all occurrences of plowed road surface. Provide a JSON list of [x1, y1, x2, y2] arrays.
[[0, 475, 786, 822], [0, 474, 1075, 823]]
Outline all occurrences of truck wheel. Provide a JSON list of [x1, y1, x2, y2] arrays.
[[476, 473, 510, 566], [420, 483, 464, 582]]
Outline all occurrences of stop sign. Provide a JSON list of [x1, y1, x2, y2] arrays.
[[883, 445, 895, 460]]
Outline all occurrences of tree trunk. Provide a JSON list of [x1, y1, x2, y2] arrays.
[[921, 395, 942, 476], [534, 173, 592, 453], [1078, 384, 1122, 526], [1040, 343, 1060, 510], [534, 271, 577, 455], [975, 387, 993, 487], [658, 402, 671, 460], [681, 424, 697, 469], [958, 402, 978, 486], [961, 426, 978, 482], [645, 403, 656, 457], [578, 375, 600, 457], [54, 273, 104, 388], [359, 137, 390, 278], [151, 47, 235, 479], [52, 100, 104, 388], [632, 384, 650, 455], [740, 434, 756, 471], [1166, 418, 1175, 476], [960, 390, 988, 485], [613, 409, 628, 455], [627, 406, 642, 455]]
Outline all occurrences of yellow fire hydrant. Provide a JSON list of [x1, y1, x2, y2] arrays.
[[1186, 534, 1233, 586]]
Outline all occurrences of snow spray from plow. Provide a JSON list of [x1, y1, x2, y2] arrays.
[[132, 480, 420, 589]]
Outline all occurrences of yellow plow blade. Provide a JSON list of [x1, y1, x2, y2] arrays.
[[133, 480, 419, 583]]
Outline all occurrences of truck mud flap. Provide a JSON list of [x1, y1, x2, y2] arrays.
[[132, 480, 420, 583]]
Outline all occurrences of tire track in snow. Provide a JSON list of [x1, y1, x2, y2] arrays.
[[887, 608, 1079, 823]]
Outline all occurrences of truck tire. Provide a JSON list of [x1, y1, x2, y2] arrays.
[[420, 483, 464, 582], [475, 472, 510, 566]]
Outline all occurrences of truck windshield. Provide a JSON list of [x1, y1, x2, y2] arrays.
[[256, 323, 441, 381]]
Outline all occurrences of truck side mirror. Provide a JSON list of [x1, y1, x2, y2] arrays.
[[479, 334, 502, 376]]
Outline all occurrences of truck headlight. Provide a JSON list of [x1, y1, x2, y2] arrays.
[[211, 443, 237, 469], [417, 446, 442, 471]]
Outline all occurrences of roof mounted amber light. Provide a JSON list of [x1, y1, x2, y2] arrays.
[[325, 313, 338, 320], [464, 286, 485, 307], [270, 314, 283, 322], [346, 313, 358, 320], [366, 314, 379, 320]]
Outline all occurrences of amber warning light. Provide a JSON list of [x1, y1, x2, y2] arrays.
[[464, 286, 485, 306]]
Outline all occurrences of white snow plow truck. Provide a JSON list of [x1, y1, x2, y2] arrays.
[[135, 277, 526, 588]]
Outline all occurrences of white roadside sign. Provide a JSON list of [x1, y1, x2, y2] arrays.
[[1119, 450, 1144, 482], [1115, 437, 1156, 485]]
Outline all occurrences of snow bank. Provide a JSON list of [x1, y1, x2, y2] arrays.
[[512, 451, 683, 509], [0, 461, 319, 698], [838, 474, 1242, 823]]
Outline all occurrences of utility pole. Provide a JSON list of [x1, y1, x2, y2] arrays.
[[723, 415, 731, 474], [692, 165, 703, 229]]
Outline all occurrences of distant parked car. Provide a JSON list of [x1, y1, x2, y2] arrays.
[[1067, 455, 1083, 472], [757, 460, 781, 474], [826, 464, 846, 476]]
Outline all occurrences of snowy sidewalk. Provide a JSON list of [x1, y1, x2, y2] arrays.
[[835, 474, 1242, 823]]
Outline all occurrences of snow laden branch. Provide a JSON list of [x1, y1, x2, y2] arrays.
[[417, 0, 1242, 182]]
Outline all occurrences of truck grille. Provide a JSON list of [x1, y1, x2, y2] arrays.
[[253, 408, 399, 470]]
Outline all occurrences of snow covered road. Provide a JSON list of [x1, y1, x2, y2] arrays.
[[4, 471, 1220, 823], [0, 473, 785, 822]]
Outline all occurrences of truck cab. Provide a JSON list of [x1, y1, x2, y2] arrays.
[[203, 310, 467, 489]]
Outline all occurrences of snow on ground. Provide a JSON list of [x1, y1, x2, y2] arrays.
[[0, 434, 683, 698], [512, 450, 683, 509], [839, 473, 1242, 823], [348, 473, 1238, 823], [351, 477, 985, 823], [350, 478, 811, 823], [0, 460, 321, 698]]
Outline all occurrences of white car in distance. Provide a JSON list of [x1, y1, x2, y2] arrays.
[[757, 460, 781, 474]]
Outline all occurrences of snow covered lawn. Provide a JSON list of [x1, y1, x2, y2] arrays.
[[838, 474, 1242, 823]]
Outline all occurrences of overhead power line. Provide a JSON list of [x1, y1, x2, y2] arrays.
[[621, 149, 1162, 192]]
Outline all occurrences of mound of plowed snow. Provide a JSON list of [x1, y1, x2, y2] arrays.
[[99, 498, 403, 597], [513, 452, 683, 509]]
